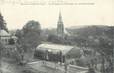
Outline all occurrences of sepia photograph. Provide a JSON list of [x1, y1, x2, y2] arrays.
[[0, 0, 113, 73]]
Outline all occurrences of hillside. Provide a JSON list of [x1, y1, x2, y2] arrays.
[[66, 25, 113, 38]]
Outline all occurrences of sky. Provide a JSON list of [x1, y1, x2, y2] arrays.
[[0, 0, 113, 30]]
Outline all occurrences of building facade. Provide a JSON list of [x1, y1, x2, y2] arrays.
[[0, 30, 11, 45], [0, 29, 17, 45]]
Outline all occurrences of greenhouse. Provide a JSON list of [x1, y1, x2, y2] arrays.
[[34, 43, 81, 63]]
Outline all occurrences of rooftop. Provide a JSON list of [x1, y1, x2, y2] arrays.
[[36, 43, 74, 55], [0, 30, 11, 36]]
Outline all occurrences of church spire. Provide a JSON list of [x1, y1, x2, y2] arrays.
[[57, 11, 64, 38], [58, 11, 63, 23], [59, 12, 62, 20]]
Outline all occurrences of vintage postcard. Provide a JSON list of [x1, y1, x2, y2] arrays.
[[0, 0, 113, 73]]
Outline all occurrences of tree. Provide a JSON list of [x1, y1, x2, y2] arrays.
[[14, 20, 42, 65], [0, 13, 8, 32], [98, 37, 113, 73], [16, 20, 42, 53]]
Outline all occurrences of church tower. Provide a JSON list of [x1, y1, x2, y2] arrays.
[[57, 12, 64, 38]]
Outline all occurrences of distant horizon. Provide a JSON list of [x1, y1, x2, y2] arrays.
[[8, 24, 113, 31]]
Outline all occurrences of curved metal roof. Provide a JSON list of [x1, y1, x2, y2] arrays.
[[36, 43, 74, 55]]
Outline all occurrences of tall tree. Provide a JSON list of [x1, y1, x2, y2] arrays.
[[0, 12, 8, 32], [16, 20, 42, 51]]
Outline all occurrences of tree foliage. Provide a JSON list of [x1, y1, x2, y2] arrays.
[[0, 13, 8, 32], [14, 20, 42, 64], [16, 20, 42, 51]]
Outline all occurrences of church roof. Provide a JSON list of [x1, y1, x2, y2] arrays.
[[0, 30, 11, 36]]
